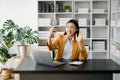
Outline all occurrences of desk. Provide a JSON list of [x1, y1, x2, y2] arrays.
[[14, 59, 120, 80]]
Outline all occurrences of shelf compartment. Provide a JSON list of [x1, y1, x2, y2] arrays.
[[55, 1, 73, 12], [38, 27, 51, 31], [92, 27, 108, 38], [92, 1, 108, 13], [74, 1, 91, 13], [92, 52, 107, 59], [38, 39, 47, 46], [38, 1, 54, 13], [75, 14, 91, 26], [92, 39, 107, 51], [79, 27, 90, 38], [56, 15, 72, 26], [92, 14, 108, 26]]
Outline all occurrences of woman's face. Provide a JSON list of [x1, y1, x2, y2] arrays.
[[65, 22, 77, 37]]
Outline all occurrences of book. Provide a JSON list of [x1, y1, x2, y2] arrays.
[[79, 28, 90, 38], [38, 2, 42, 12], [41, 3, 46, 12], [45, 3, 50, 12], [50, 3, 54, 12], [56, 3, 59, 12], [58, 3, 63, 12]]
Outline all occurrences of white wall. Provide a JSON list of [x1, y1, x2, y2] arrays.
[[0, 0, 38, 30], [0, 0, 38, 68]]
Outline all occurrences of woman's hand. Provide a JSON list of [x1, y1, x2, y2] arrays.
[[48, 27, 57, 38], [76, 29, 83, 43], [76, 29, 84, 50]]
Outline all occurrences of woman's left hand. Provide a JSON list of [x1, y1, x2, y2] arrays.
[[76, 29, 83, 43], [76, 29, 84, 50]]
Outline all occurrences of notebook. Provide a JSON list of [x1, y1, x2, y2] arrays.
[[32, 50, 65, 67]]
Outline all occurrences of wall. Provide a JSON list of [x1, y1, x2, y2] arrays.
[[0, 0, 37, 30], [0, 0, 38, 68]]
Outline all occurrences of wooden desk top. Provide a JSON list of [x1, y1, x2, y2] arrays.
[[14, 59, 120, 74]]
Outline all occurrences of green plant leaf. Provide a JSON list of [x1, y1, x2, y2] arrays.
[[16, 26, 39, 45], [64, 5, 71, 10], [0, 47, 16, 65], [3, 19, 18, 32], [1, 31, 15, 50]]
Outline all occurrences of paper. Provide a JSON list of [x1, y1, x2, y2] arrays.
[[69, 61, 83, 65]]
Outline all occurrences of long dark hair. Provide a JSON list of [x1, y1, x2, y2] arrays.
[[64, 19, 79, 36]]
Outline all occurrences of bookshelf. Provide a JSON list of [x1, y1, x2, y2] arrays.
[[38, 0, 110, 59], [110, 0, 120, 80], [110, 0, 120, 63]]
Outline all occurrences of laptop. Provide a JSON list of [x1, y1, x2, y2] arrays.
[[32, 50, 65, 67]]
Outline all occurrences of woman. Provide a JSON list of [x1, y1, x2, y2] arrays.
[[47, 19, 87, 60]]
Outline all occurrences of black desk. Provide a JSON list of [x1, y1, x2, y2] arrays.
[[14, 59, 120, 80]]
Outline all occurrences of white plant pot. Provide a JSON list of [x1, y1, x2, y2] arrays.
[[65, 9, 70, 12], [18, 45, 30, 58]]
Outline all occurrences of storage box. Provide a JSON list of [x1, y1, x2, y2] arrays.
[[93, 9, 105, 13], [78, 8, 89, 13], [38, 18, 51, 26]]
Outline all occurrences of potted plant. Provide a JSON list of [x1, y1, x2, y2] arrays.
[[64, 5, 71, 12], [15, 26, 39, 58], [3, 19, 39, 58], [0, 26, 17, 79], [0, 47, 16, 80]]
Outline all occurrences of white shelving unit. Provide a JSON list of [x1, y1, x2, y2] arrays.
[[38, 0, 110, 59], [110, 0, 120, 60], [110, 0, 120, 80]]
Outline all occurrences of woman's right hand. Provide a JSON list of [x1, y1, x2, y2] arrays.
[[48, 27, 57, 38]]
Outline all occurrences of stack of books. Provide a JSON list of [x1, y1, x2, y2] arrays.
[[38, 18, 51, 26], [39, 31, 54, 39], [95, 18, 106, 26], [116, 48, 120, 57], [110, 44, 116, 53], [80, 28, 90, 38], [38, 31, 49, 39], [92, 40, 106, 51], [78, 8, 89, 13], [79, 28, 87, 39], [38, 2, 54, 12], [56, 3, 63, 12], [117, 20, 120, 26], [111, 21, 116, 26], [78, 18, 88, 26], [59, 18, 72, 26], [93, 9, 105, 13]]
